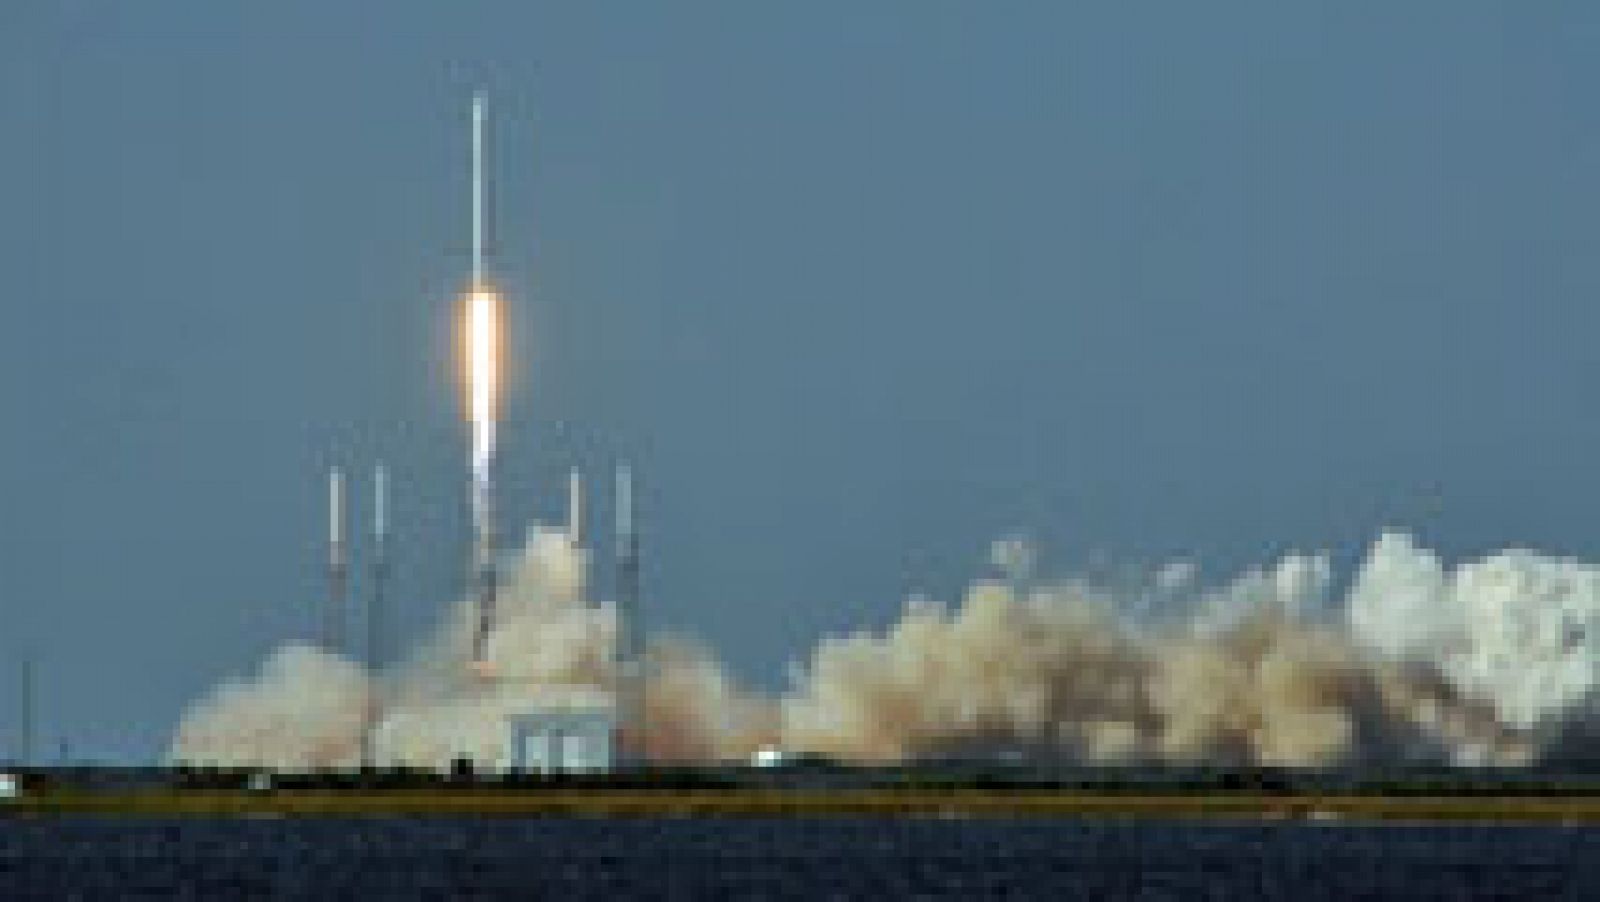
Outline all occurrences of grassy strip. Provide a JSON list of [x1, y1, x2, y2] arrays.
[[9, 790, 1600, 821]]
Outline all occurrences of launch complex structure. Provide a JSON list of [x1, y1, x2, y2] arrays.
[[314, 91, 647, 769]]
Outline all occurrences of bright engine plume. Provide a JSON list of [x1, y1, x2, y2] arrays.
[[464, 286, 502, 498]]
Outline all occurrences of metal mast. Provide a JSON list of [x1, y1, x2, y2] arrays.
[[364, 462, 389, 768], [569, 467, 583, 546], [327, 466, 347, 654], [615, 464, 644, 762]]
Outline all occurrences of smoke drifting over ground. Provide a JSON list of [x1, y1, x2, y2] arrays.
[[171, 527, 1600, 770]]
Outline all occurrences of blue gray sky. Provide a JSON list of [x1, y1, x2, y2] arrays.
[[4, 2, 1600, 762]]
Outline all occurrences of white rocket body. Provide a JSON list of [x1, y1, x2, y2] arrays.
[[471, 91, 487, 290], [374, 463, 388, 544]]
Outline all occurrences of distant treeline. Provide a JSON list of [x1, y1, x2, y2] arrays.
[[9, 761, 1600, 797]]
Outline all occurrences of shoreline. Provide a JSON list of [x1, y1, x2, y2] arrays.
[[10, 789, 1600, 821]]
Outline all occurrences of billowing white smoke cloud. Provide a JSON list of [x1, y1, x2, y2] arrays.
[[1349, 531, 1600, 731], [171, 525, 1598, 770]]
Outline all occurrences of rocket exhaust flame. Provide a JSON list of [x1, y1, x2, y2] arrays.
[[464, 284, 503, 570], [464, 299, 502, 668], [465, 288, 502, 476]]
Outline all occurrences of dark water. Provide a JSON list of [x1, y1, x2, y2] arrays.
[[2, 816, 1597, 899]]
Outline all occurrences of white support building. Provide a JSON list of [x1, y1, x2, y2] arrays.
[[507, 706, 616, 774]]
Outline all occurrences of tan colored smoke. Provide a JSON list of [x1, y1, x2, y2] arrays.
[[169, 644, 371, 770], [779, 572, 1526, 767], [170, 527, 772, 770], [170, 527, 1571, 771]]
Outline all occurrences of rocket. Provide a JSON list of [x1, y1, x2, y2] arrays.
[[471, 89, 487, 290], [374, 462, 388, 546], [466, 89, 499, 669]]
